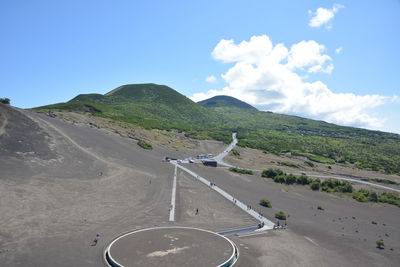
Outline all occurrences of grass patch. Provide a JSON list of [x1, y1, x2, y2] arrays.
[[278, 161, 300, 168], [137, 140, 153, 150], [229, 167, 254, 175], [231, 149, 240, 156]]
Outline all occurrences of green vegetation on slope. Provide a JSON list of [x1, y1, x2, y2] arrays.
[[229, 167, 254, 175], [262, 168, 400, 207], [198, 95, 257, 110], [35, 83, 400, 175], [137, 140, 152, 150]]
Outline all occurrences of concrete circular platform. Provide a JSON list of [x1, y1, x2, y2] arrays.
[[104, 226, 239, 267]]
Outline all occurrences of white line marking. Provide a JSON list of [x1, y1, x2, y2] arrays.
[[169, 164, 177, 221], [304, 236, 318, 246]]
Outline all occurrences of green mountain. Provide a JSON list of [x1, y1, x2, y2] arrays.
[[198, 95, 257, 110], [36, 83, 400, 175], [41, 83, 219, 132]]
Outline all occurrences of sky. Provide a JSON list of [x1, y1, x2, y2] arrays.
[[1, 0, 399, 133]]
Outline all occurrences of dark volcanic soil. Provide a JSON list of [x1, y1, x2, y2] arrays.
[[0, 104, 399, 267]]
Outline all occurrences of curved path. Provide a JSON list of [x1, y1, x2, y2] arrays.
[[213, 132, 237, 167]]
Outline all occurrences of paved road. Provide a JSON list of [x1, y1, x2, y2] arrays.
[[169, 164, 178, 221], [213, 132, 237, 167]]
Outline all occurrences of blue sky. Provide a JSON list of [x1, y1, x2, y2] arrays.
[[1, 0, 399, 133]]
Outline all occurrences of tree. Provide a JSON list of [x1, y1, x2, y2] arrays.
[[0, 98, 10, 104]]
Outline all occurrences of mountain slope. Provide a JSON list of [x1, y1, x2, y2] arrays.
[[36, 84, 400, 175], [39, 83, 220, 132], [198, 95, 257, 110]]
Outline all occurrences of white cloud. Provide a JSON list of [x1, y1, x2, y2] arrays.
[[205, 75, 217, 83], [335, 47, 343, 54], [287, 40, 333, 73], [190, 35, 394, 129], [308, 4, 344, 29]]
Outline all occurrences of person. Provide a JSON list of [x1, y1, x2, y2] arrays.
[[195, 208, 199, 215], [92, 233, 100, 246]]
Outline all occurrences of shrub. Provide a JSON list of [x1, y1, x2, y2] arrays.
[[304, 161, 315, 167], [137, 140, 152, 150], [229, 167, 254, 175], [376, 240, 384, 249], [275, 211, 287, 220], [296, 175, 310, 185], [285, 174, 297, 185], [310, 180, 320, 191], [231, 149, 240, 156], [274, 175, 286, 184], [0, 98, 10, 104], [260, 199, 272, 208], [261, 168, 284, 178], [278, 161, 300, 168]]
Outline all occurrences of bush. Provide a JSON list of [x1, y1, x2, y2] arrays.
[[261, 168, 284, 178], [229, 167, 254, 175], [376, 240, 384, 249], [310, 180, 320, 191], [296, 175, 310, 185], [260, 199, 272, 208], [278, 161, 300, 168], [275, 211, 287, 220], [137, 140, 152, 150], [304, 161, 315, 167], [231, 149, 240, 156], [285, 174, 297, 185], [378, 192, 400, 207], [0, 98, 10, 104], [273, 175, 286, 184]]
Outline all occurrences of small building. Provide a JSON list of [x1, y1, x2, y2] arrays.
[[203, 160, 217, 167]]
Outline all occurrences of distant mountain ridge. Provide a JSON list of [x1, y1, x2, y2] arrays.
[[36, 83, 400, 175], [198, 95, 257, 110]]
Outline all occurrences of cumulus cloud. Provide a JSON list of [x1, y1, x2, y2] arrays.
[[205, 75, 217, 83], [308, 4, 344, 29], [190, 35, 393, 129]]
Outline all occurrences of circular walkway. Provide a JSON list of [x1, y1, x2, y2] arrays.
[[104, 227, 238, 267]]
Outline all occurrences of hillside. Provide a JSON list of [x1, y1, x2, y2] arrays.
[[35, 84, 400, 175], [198, 95, 257, 110], [38, 84, 227, 137]]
